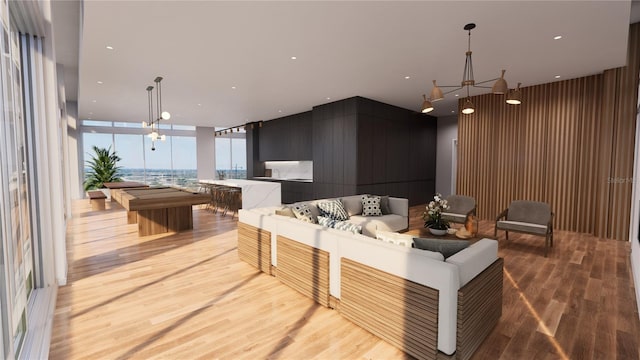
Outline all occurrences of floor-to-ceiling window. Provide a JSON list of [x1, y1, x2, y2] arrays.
[[215, 128, 246, 179], [81, 121, 198, 189], [0, 7, 39, 357]]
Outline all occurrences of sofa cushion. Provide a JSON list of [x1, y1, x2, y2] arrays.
[[317, 199, 349, 221], [361, 195, 382, 216], [376, 230, 414, 248], [341, 196, 363, 216], [290, 203, 317, 224], [275, 207, 296, 218], [496, 220, 548, 235], [413, 238, 470, 259], [349, 214, 407, 237]]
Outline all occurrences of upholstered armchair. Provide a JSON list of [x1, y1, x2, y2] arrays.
[[441, 195, 476, 224], [494, 200, 554, 257]]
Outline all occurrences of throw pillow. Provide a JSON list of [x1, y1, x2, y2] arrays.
[[275, 207, 296, 218], [333, 220, 363, 234], [361, 195, 382, 216], [290, 203, 316, 224], [380, 196, 391, 215], [412, 238, 470, 258], [376, 230, 414, 248], [317, 199, 349, 221], [317, 215, 337, 228]]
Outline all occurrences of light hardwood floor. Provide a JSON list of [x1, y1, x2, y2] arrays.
[[50, 200, 640, 359]]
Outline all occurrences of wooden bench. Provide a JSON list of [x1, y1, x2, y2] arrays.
[[88, 190, 107, 210]]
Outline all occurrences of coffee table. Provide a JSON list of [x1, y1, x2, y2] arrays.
[[404, 227, 481, 243]]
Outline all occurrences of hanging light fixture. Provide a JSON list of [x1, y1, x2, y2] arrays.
[[142, 76, 170, 150], [421, 23, 522, 115], [506, 82, 522, 105]]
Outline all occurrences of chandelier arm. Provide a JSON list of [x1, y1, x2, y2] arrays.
[[441, 86, 464, 97], [474, 77, 500, 85], [436, 84, 464, 88], [472, 85, 494, 89]]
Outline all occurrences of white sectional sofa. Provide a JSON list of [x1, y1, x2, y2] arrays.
[[237, 195, 502, 360]]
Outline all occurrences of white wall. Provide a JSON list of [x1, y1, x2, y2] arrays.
[[196, 126, 216, 180], [435, 115, 458, 196], [629, 110, 640, 318], [65, 101, 83, 199]]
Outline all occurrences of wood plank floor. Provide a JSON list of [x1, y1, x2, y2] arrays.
[[50, 200, 640, 359]]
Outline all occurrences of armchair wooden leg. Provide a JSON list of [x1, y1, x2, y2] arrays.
[[505, 231, 509, 241], [494, 226, 498, 239]]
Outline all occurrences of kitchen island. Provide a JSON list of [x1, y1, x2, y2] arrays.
[[199, 179, 281, 209]]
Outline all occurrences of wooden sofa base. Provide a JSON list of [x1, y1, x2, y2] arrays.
[[339, 257, 504, 360], [340, 258, 439, 360], [237, 222, 272, 274], [276, 235, 330, 307], [456, 258, 503, 360]]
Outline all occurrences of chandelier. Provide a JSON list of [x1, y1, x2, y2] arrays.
[[421, 23, 522, 115], [142, 76, 171, 150]]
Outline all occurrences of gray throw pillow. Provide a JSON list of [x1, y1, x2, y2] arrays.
[[412, 238, 470, 258], [380, 196, 391, 215]]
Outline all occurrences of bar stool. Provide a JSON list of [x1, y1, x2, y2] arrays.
[[222, 188, 241, 217]]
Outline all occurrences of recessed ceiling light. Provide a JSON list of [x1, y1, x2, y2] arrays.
[[106, 45, 114, 50], [451, 111, 455, 113], [553, 35, 562, 40], [454, 94, 459, 97], [404, 76, 410, 80], [290, 56, 297, 60], [92, 99, 97, 103], [197, 103, 202, 106], [231, 86, 236, 89], [278, 110, 282, 113], [555, 75, 561, 79], [326, 97, 331, 100], [97, 81, 103, 84], [89, 112, 93, 115]]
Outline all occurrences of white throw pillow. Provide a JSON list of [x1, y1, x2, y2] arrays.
[[290, 203, 316, 223], [361, 195, 382, 216]]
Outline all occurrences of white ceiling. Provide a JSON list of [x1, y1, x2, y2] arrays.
[[72, 1, 632, 127]]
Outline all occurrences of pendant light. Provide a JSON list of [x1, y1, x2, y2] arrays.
[[420, 23, 522, 115], [142, 76, 170, 150]]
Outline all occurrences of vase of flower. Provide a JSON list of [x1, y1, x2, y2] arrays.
[[423, 193, 450, 236], [428, 228, 447, 236]]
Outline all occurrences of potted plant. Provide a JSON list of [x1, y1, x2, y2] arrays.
[[84, 146, 123, 192], [422, 193, 450, 235]]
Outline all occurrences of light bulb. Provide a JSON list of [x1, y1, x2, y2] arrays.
[[160, 134, 166, 141], [142, 121, 147, 128], [161, 111, 171, 120]]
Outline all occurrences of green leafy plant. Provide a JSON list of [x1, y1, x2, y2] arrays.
[[422, 193, 450, 230], [83, 146, 123, 191]]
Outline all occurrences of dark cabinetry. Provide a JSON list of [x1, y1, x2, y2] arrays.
[[313, 97, 436, 205], [281, 181, 314, 204], [248, 96, 437, 205], [259, 111, 312, 161]]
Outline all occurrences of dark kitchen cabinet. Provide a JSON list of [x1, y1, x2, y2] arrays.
[[259, 112, 312, 161]]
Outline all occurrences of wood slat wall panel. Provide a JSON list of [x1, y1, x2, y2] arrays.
[[339, 258, 439, 360], [237, 222, 272, 274], [457, 23, 640, 240], [276, 236, 330, 307]]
